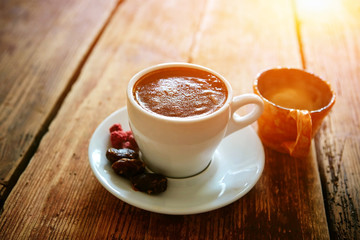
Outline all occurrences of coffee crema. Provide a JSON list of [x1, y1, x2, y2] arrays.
[[133, 67, 228, 118]]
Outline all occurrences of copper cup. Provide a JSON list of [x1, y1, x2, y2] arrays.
[[253, 68, 335, 158]]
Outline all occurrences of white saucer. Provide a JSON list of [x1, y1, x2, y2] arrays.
[[89, 107, 265, 215]]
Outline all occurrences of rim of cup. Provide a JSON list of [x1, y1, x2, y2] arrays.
[[254, 67, 336, 114], [127, 62, 234, 123]]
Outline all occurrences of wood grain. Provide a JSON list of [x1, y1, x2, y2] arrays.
[[0, 0, 207, 238], [0, 0, 119, 201], [190, 0, 328, 238], [295, 0, 360, 238], [0, 0, 334, 239]]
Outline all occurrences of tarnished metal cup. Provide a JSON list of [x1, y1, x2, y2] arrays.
[[253, 68, 335, 158]]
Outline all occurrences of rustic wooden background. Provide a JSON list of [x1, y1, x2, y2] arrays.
[[0, 0, 359, 239]]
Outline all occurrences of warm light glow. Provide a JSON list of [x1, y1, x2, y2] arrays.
[[296, 0, 341, 22], [297, 0, 339, 14]]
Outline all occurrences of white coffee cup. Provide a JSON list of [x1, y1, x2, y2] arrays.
[[127, 63, 264, 178]]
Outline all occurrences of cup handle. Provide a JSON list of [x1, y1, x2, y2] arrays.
[[225, 94, 264, 137], [282, 110, 312, 157]]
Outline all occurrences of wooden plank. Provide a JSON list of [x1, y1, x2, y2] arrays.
[[295, 0, 360, 238], [0, 0, 207, 239], [188, 0, 329, 238], [0, 0, 329, 239], [0, 0, 119, 200]]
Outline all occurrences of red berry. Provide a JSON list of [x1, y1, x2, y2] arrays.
[[109, 123, 123, 133], [109, 123, 139, 152], [110, 131, 127, 149]]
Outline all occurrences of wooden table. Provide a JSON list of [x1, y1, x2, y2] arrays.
[[1, 0, 359, 239]]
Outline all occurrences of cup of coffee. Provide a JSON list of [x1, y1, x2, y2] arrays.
[[127, 63, 264, 178], [253, 68, 335, 158]]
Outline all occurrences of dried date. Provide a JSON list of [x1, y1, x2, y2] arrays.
[[111, 158, 145, 178], [131, 173, 167, 194], [106, 148, 139, 163]]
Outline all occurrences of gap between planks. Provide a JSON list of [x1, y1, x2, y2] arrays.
[[291, 0, 306, 69], [0, 0, 125, 210]]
